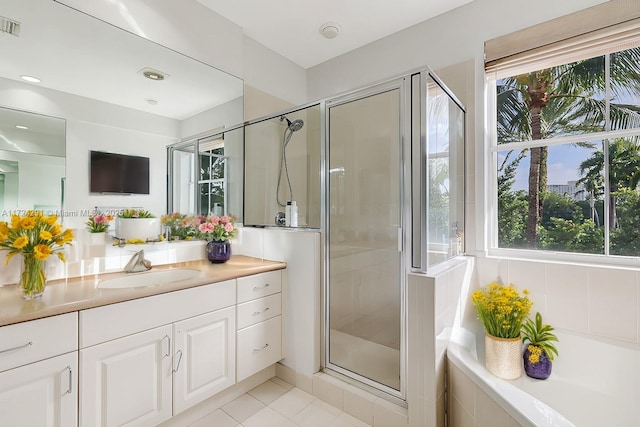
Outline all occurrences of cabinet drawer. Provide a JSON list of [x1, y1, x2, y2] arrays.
[[0, 312, 78, 372], [237, 294, 281, 330], [237, 270, 282, 303], [80, 279, 235, 348], [236, 316, 282, 381]]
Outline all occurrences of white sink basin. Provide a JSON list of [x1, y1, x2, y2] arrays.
[[98, 269, 202, 289]]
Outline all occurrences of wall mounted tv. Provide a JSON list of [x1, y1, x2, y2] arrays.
[[90, 150, 150, 194]]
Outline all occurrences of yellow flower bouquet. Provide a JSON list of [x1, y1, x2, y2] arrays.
[[471, 282, 533, 339], [0, 211, 74, 299], [472, 282, 533, 379]]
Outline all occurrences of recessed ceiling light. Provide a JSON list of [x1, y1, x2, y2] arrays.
[[145, 98, 158, 105], [20, 75, 40, 83], [139, 68, 169, 81], [319, 22, 341, 39], [15, 125, 28, 130]]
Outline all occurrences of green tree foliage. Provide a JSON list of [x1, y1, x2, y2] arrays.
[[497, 150, 528, 247], [610, 188, 640, 256], [497, 47, 640, 247], [541, 191, 583, 228]]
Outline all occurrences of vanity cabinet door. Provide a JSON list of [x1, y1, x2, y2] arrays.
[[80, 325, 172, 427], [0, 352, 78, 427], [172, 306, 236, 415]]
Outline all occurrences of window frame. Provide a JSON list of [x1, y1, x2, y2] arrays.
[[485, 50, 640, 268]]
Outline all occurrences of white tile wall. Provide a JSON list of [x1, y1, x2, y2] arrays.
[[587, 267, 638, 341], [472, 256, 640, 345], [448, 361, 524, 427], [545, 263, 588, 333]]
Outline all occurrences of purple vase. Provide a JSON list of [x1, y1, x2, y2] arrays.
[[206, 240, 231, 263], [523, 345, 552, 379]]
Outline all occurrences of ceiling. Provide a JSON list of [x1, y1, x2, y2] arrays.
[[195, 0, 476, 69]]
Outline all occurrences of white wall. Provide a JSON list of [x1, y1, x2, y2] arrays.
[[242, 36, 308, 106]]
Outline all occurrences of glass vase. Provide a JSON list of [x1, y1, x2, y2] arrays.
[[206, 240, 231, 264], [20, 254, 47, 299]]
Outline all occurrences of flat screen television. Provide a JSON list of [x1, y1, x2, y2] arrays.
[[90, 150, 150, 194]]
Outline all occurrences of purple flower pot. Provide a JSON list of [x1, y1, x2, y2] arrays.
[[206, 240, 231, 263], [523, 345, 552, 380]]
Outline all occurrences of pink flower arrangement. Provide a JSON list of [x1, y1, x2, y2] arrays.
[[85, 213, 114, 233], [198, 215, 237, 242]]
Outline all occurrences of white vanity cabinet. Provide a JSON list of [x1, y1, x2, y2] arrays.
[[79, 279, 236, 427], [172, 306, 235, 414], [236, 270, 283, 381], [79, 324, 173, 427], [0, 264, 285, 427], [0, 313, 79, 427]]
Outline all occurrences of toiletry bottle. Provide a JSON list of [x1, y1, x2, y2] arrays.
[[285, 202, 291, 227], [290, 201, 298, 227]]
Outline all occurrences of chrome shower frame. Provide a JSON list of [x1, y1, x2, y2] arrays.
[[321, 76, 410, 404]]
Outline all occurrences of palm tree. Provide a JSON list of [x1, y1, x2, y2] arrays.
[[497, 47, 640, 248], [577, 138, 640, 229]]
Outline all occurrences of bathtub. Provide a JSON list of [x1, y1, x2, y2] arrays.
[[447, 328, 640, 427]]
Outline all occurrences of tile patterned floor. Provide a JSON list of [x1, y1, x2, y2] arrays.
[[189, 377, 372, 427]]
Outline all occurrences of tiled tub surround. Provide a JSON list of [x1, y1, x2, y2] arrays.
[[448, 327, 640, 426], [448, 255, 640, 427]]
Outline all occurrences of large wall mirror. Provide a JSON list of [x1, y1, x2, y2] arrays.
[[0, 0, 243, 223]]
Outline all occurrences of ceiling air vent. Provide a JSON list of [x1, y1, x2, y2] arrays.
[[0, 16, 21, 37]]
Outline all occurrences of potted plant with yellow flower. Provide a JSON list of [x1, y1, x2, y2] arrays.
[[522, 312, 559, 380], [471, 282, 533, 379], [0, 211, 74, 299]]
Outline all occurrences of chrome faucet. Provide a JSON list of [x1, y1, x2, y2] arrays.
[[124, 250, 152, 273]]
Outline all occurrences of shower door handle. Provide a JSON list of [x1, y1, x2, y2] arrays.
[[398, 228, 403, 252]]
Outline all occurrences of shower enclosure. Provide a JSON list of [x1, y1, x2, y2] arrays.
[[324, 71, 464, 401], [166, 68, 464, 402]]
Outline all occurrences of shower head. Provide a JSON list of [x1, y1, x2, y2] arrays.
[[280, 115, 304, 132]]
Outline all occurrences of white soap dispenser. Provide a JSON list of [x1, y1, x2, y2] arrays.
[[285, 201, 292, 227], [290, 201, 298, 227]]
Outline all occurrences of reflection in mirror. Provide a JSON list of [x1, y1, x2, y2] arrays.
[[0, 107, 65, 218], [244, 105, 321, 228], [0, 0, 243, 224], [168, 126, 244, 221]]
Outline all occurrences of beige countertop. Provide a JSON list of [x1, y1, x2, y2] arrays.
[[0, 255, 286, 327]]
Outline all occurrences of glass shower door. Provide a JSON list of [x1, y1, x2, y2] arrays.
[[326, 84, 404, 396]]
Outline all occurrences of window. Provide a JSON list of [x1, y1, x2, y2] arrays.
[[488, 42, 640, 259], [199, 146, 227, 217]]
